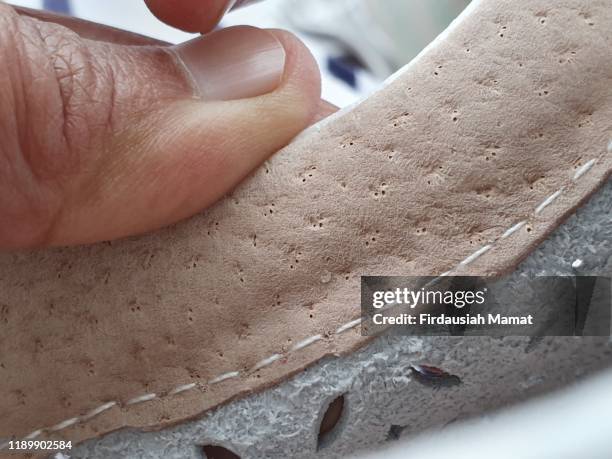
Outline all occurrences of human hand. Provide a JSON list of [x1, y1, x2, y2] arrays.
[[1, 0, 332, 249]]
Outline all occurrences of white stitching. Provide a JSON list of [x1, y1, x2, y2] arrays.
[[125, 393, 157, 406], [336, 318, 362, 334], [81, 401, 117, 421], [49, 418, 79, 432], [168, 383, 197, 396], [573, 159, 596, 181], [290, 334, 323, 352], [209, 371, 240, 385], [501, 221, 526, 239], [535, 189, 564, 215], [459, 244, 492, 266], [3, 150, 605, 447], [251, 354, 282, 371], [24, 430, 42, 440]]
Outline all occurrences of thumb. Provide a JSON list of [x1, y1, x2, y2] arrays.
[[0, 5, 322, 248]]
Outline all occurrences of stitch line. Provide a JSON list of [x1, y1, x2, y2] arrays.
[[459, 244, 492, 265], [125, 393, 157, 406], [501, 221, 527, 239], [3, 150, 606, 447], [573, 159, 596, 181], [535, 188, 564, 215], [251, 354, 282, 371], [168, 383, 197, 396], [209, 371, 240, 385], [24, 430, 42, 440], [290, 334, 323, 352], [336, 318, 363, 334], [81, 401, 117, 421], [49, 418, 79, 432]]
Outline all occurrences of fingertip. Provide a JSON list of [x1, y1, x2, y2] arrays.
[[264, 28, 323, 127], [144, 0, 232, 33]]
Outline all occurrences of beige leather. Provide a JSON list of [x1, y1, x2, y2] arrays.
[[1, 0, 612, 454]]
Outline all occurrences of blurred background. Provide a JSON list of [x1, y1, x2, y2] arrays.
[[9, 0, 470, 108]]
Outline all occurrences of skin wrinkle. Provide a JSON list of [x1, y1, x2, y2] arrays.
[[18, 15, 72, 179], [0, 4, 190, 247], [68, 44, 190, 214], [4, 9, 94, 220], [29, 17, 107, 179], [0, 7, 64, 247], [6, 12, 28, 169]]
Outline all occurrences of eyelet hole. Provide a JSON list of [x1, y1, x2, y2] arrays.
[[317, 394, 346, 450], [202, 445, 240, 459]]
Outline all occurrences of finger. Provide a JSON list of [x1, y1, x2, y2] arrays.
[[14, 6, 168, 45], [15, 5, 336, 118], [314, 99, 339, 122], [144, 0, 245, 34], [0, 5, 322, 248], [14, 5, 337, 117]]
